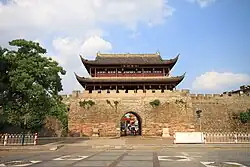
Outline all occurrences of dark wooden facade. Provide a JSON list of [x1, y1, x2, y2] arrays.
[[75, 52, 185, 92]]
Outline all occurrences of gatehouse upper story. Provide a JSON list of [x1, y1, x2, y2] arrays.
[[75, 52, 185, 92]]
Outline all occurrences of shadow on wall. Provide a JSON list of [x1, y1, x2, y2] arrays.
[[68, 131, 90, 137], [39, 117, 65, 137]]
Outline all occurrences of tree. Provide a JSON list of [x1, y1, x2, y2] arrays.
[[0, 39, 67, 132], [0, 46, 9, 128], [239, 109, 250, 124]]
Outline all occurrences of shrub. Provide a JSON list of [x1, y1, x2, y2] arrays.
[[239, 109, 250, 124], [79, 100, 95, 109], [149, 99, 160, 108]]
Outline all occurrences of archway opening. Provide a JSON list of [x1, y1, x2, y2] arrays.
[[120, 112, 142, 136]]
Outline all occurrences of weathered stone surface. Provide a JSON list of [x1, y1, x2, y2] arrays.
[[64, 90, 250, 137]]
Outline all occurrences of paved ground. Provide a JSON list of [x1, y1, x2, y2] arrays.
[[0, 146, 250, 167]]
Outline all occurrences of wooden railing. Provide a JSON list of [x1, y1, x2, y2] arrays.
[[96, 73, 163, 77]]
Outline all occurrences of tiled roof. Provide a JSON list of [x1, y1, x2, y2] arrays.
[[75, 74, 185, 84], [80, 52, 179, 65]]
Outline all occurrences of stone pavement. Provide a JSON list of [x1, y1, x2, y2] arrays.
[[0, 147, 250, 167]]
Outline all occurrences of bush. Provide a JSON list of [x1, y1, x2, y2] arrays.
[[79, 100, 95, 109], [239, 109, 250, 124], [149, 99, 160, 108]]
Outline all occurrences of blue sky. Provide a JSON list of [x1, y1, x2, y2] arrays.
[[0, 0, 249, 94]]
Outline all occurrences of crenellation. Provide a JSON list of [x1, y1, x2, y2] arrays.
[[60, 94, 68, 99], [72, 90, 81, 98], [213, 94, 221, 97], [68, 90, 248, 102], [204, 94, 213, 100], [181, 89, 190, 94], [196, 94, 204, 100]]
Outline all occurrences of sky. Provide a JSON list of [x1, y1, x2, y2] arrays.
[[0, 0, 249, 94]]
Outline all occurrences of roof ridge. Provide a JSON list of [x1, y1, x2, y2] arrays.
[[97, 53, 160, 58]]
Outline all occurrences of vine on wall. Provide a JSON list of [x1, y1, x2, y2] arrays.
[[149, 99, 161, 108], [79, 100, 95, 109], [106, 100, 119, 112], [239, 109, 250, 124]]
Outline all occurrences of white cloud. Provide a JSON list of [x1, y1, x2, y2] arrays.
[[52, 36, 113, 94], [187, 0, 217, 8], [0, 0, 174, 94], [80, 36, 112, 60], [192, 72, 250, 92], [0, 0, 174, 43]]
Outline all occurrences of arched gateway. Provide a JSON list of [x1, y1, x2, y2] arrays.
[[72, 52, 186, 137], [120, 112, 142, 136]]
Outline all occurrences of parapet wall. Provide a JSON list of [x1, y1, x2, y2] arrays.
[[190, 92, 250, 101], [61, 89, 249, 100], [61, 89, 191, 99]]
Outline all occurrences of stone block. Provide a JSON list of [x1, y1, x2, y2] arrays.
[[162, 128, 170, 137]]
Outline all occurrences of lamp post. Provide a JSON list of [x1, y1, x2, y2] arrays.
[[196, 110, 202, 131]]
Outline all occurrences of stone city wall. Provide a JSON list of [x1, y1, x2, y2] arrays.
[[63, 89, 250, 137]]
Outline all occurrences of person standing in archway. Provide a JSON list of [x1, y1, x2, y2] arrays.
[[130, 123, 136, 136]]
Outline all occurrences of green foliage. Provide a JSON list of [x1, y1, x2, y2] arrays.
[[239, 109, 250, 124], [106, 99, 112, 107], [0, 39, 67, 132], [114, 101, 119, 106], [149, 99, 161, 108], [79, 100, 95, 109], [106, 100, 119, 112]]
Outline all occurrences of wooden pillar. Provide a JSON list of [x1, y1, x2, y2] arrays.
[[90, 68, 92, 77], [116, 85, 118, 92], [142, 68, 144, 77], [93, 85, 96, 90], [116, 68, 118, 77], [95, 68, 96, 77], [143, 85, 146, 92], [163, 68, 165, 76]]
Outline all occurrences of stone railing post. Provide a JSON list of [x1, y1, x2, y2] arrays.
[[116, 128, 121, 137], [4, 133, 8, 146], [34, 133, 38, 145], [203, 133, 207, 144], [234, 134, 238, 143]]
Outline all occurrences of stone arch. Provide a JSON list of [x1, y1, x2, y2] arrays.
[[120, 111, 142, 136]]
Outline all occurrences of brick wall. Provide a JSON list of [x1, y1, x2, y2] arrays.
[[64, 89, 250, 137]]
